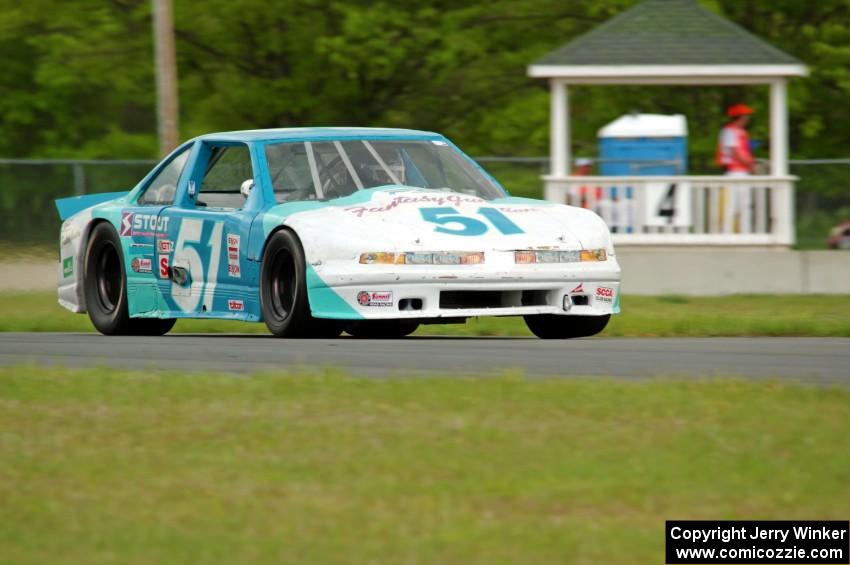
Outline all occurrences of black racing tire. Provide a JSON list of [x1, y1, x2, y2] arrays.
[[260, 230, 344, 338], [523, 314, 611, 339], [83, 222, 175, 336], [346, 320, 420, 339]]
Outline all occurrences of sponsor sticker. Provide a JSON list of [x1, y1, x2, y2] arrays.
[[120, 212, 169, 237], [357, 290, 393, 307], [120, 212, 133, 236], [157, 239, 173, 254], [595, 286, 614, 304], [345, 194, 485, 217], [62, 256, 73, 278], [226, 233, 241, 278], [131, 257, 152, 274], [158, 255, 170, 278], [570, 283, 584, 294], [228, 299, 244, 312]]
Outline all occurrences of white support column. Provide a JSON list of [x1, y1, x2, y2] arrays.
[[769, 79, 788, 176], [550, 80, 570, 177]]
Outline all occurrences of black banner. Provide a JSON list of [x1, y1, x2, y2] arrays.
[[666, 521, 849, 564]]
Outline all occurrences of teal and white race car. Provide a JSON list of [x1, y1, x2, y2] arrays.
[[56, 128, 620, 338]]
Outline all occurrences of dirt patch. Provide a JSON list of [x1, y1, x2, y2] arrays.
[[1, 261, 56, 291]]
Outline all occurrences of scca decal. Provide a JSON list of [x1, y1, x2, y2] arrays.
[[595, 286, 614, 303]]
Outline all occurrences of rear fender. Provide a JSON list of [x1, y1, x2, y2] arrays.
[[58, 215, 113, 314]]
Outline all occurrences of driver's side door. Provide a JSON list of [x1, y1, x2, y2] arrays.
[[156, 141, 261, 319]]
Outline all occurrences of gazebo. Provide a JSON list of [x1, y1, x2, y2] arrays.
[[528, 0, 807, 246]]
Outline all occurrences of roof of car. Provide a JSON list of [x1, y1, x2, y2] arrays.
[[194, 127, 443, 143]]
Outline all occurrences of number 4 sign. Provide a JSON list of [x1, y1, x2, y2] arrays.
[[644, 181, 692, 227]]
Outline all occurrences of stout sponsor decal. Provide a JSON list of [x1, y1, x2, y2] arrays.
[[595, 286, 614, 304], [226, 233, 241, 278], [357, 291, 393, 307], [120, 212, 133, 236], [228, 299, 244, 312], [120, 213, 170, 237]]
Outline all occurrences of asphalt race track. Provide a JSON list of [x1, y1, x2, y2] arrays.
[[1, 333, 848, 382]]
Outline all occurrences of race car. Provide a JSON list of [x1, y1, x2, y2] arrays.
[[55, 128, 621, 339]]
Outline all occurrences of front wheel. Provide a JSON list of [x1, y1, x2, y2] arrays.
[[524, 314, 610, 339], [260, 230, 344, 338]]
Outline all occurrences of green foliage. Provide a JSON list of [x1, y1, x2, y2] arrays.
[[4, 0, 849, 167]]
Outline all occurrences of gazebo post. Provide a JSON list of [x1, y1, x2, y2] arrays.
[[550, 80, 569, 177], [769, 78, 788, 176], [769, 78, 794, 243]]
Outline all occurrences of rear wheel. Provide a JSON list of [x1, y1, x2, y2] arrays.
[[524, 314, 610, 339], [346, 320, 419, 338], [260, 230, 344, 338], [83, 222, 175, 336]]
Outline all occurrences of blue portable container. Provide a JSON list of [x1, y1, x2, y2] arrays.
[[597, 114, 688, 176]]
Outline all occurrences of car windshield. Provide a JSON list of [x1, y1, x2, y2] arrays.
[[264, 139, 504, 203]]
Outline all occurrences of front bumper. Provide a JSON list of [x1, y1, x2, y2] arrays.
[[308, 256, 621, 320]]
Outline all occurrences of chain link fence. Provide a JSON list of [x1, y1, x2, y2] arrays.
[[788, 160, 850, 249], [0, 159, 155, 246], [1, 157, 848, 248]]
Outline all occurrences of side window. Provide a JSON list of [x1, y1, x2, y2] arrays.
[[198, 145, 253, 209], [138, 149, 190, 205], [265, 143, 315, 202]]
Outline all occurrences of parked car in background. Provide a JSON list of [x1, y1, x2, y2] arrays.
[[827, 220, 850, 249]]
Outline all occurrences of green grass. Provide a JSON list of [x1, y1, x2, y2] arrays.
[[0, 366, 847, 563], [2, 291, 850, 336]]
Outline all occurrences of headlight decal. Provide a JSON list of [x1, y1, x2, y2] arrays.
[[514, 249, 607, 264], [359, 251, 485, 265]]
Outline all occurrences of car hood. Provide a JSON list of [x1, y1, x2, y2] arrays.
[[269, 187, 612, 256]]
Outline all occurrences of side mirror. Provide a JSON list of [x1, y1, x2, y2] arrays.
[[240, 179, 254, 199]]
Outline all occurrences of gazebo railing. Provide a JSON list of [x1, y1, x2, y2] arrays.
[[543, 175, 796, 246]]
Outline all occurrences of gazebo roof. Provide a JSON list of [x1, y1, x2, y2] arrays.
[[528, 0, 807, 81]]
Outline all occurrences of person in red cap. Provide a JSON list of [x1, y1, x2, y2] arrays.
[[716, 104, 755, 175], [717, 104, 755, 233]]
